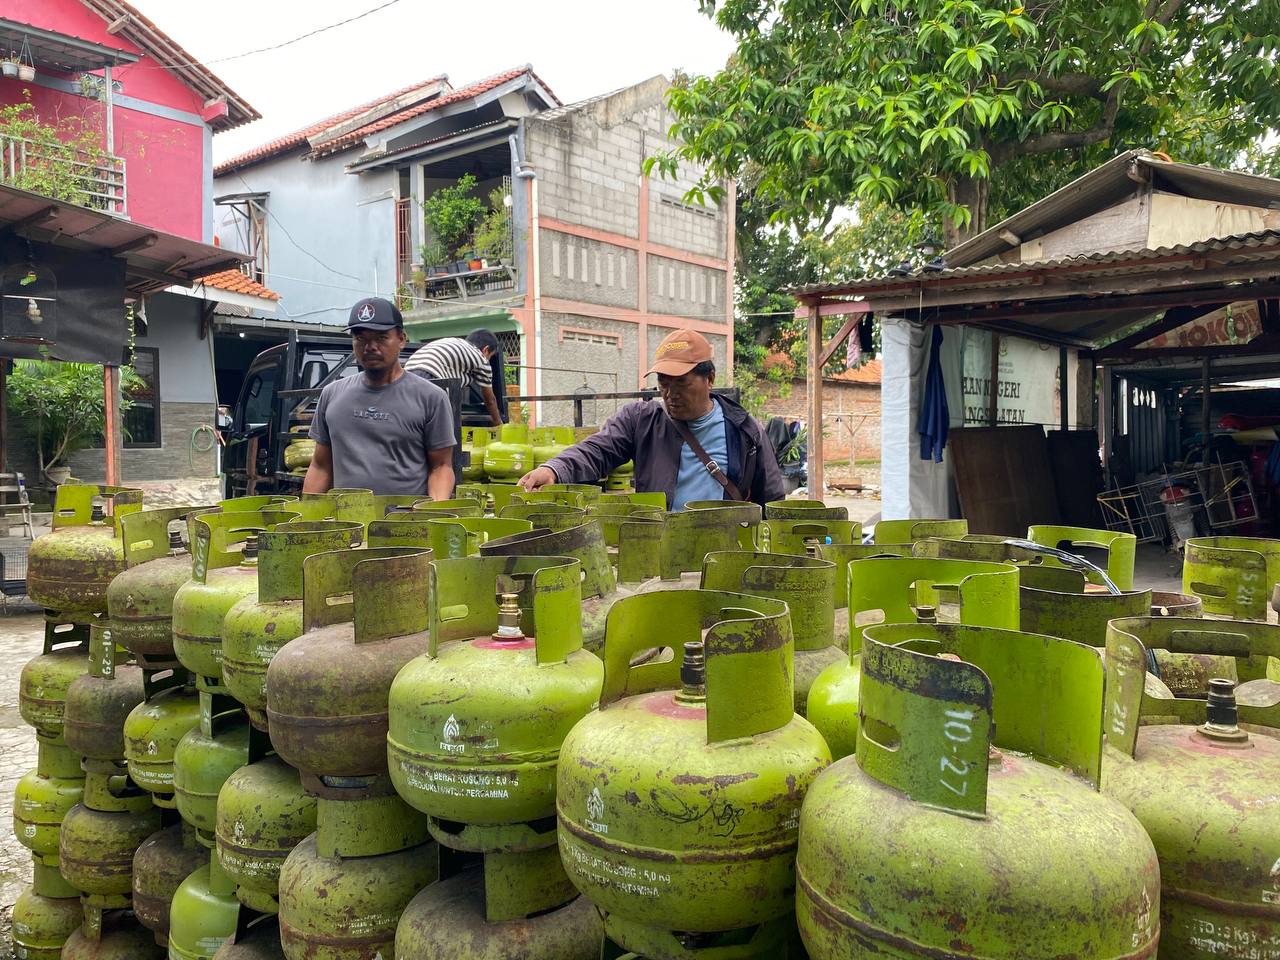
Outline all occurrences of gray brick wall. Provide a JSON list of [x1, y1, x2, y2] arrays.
[[646, 254, 726, 322], [65, 401, 218, 483], [540, 232, 638, 309], [536, 314, 640, 427], [527, 78, 729, 261]]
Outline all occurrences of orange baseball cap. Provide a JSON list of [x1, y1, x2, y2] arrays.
[[646, 329, 713, 377]]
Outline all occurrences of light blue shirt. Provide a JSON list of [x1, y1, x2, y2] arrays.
[[672, 400, 729, 511]]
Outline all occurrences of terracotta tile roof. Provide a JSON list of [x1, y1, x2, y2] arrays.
[[310, 66, 560, 157], [82, 0, 259, 129], [765, 352, 882, 385], [214, 76, 448, 176], [195, 269, 280, 301]]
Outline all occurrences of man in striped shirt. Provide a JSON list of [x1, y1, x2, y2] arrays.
[[405, 329, 504, 427]]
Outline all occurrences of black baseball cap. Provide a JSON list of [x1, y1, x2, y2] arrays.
[[346, 297, 403, 332]]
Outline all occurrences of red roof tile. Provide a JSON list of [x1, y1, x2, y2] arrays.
[[311, 66, 560, 156], [214, 76, 448, 176], [195, 269, 280, 301]]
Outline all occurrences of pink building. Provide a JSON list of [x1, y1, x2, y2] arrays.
[[0, 0, 257, 241], [0, 2, 272, 493]]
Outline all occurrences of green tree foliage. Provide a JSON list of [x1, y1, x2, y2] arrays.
[[7, 361, 141, 480], [421, 173, 486, 260], [653, 0, 1280, 245]]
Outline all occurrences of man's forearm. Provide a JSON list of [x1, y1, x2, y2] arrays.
[[302, 461, 333, 494], [426, 464, 455, 501], [482, 387, 503, 427]]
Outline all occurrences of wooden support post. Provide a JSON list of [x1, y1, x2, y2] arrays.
[[103, 365, 123, 485], [1201, 357, 1212, 466], [987, 334, 1000, 425], [806, 308, 823, 499], [1059, 347, 1069, 433]]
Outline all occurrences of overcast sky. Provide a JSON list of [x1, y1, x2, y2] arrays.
[[129, 0, 737, 162]]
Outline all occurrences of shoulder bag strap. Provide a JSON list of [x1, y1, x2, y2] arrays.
[[669, 415, 745, 502]]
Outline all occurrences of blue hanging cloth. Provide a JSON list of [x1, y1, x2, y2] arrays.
[[919, 325, 950, 462]]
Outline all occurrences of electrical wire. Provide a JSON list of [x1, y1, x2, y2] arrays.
[[113, 0, 406, 70], [231, 174, 362, 282]]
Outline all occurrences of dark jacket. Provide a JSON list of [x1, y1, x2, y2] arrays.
[[545, 395, 784, 508]]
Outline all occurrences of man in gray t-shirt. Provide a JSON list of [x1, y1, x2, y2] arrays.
[[304, 297, 456, 498]]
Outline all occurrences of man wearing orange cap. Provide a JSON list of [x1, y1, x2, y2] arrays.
[[518, 328, 783, 509]]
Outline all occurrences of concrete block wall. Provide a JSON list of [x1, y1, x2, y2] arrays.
[[540, 231, 638, 309], [647, 254, 725, 322], [536, 313, 640, 427], [529, 114, 642, 239], [65, 401, 219, 483]]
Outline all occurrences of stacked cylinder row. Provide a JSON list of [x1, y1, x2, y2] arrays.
[[13, 481, 1280, 960]]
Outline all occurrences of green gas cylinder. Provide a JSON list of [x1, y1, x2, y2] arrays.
[[479, 522, 617, 649], [1025, 524, 1137, 590], [216, 755, 317, 914], [559, 589, 830, 959], [532, 426, 575, 467], [63, 624, 145, 762], [757, 518, 861, 556], [412, 496, 485, 517], [463, 427, 493, 482], [1183, 535, 1280, 619], [172, 697, 252, 845], [796, 622, 1161, 959], [388, 555, 600, 841], [1103, 616, 1280, 958], [872, 518, 967, 544], [806, 557, 1020, 760], [1017, 567, 1152, 647], [498, 501, 588, 531], [277, 782, 439, 960], [132, 822, 209, 942], [172, 511, 299, 693], [483, 423, 534, 480], [267, 548, 434, 780], [19, 620, 91, 743], [422, 516, 532, 557], [27, 484, 143, 619], [123, 673, 201, 807], [13, 739, 83, 863], [701, 550, 840, 716], [763, 500, 848, 520], [816, 542, 912, 648], [168, 857, 243, 960], [59, 761, 162, 897], [108, 506, 215, 668], [396, 850, 603, 960], [60, 911, 166, 960], [221, 521, 362, 729], [10, 862, 83, 960], [632, 501, 761, 590]]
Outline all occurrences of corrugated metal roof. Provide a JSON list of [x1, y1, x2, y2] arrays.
[[0, 184, 248, 295], [794, 229, 1280, 298], [944, 150, 1280, 269]]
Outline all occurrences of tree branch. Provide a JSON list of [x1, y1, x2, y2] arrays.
[[1001, 72, 1107, 99]]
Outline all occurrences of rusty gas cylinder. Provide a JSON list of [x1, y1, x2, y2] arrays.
[[27, 485, 143, 620], [266, 548, 434, 779], [798, 622, 1160, 959], [1103, 617, 1280, 958], [220, 520, 362, 729], [559, 589, 830, 959]]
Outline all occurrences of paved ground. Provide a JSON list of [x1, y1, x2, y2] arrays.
[[0, 606, 49, 958]]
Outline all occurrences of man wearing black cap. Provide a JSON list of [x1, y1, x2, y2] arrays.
[[303, 297, 456, 499]]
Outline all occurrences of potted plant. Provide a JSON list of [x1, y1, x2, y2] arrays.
[[2, 54, 18, 78], [6, 359, 141, 486], [16, 38, 34, 81], [419, 241, 449, 277], [470, 187, 514, 266], [421, 173, 485, 272]]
